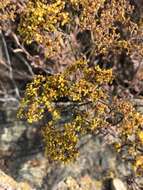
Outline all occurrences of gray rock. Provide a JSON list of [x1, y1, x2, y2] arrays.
[[17, 153, 48, 188], [0, 122, 26, 151], [53, 176, 102, 190], [111, 178, 127, 190], [0, 169, 33, 190]]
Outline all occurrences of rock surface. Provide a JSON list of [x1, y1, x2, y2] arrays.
[[111, 178, 127, 190], [53, 176, 102, 190], [0, 109, 142, 189], [0, 169, 33, 190]]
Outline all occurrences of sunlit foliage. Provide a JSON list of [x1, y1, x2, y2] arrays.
[[16, 0, 143, 57], [18, 58, 113, 162], [1, 0, 143, 179]]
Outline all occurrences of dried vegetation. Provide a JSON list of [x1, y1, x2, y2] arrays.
[[0, 0, 143, 188]]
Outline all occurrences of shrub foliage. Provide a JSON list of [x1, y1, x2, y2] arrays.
[[1, 0, 143, 180]]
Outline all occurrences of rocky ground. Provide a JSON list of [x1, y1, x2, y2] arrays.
[[0, 108, 142, 190]]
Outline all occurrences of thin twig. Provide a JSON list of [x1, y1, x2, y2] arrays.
[[0, 30, 20, 98]]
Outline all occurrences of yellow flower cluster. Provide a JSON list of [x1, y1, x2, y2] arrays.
[[134, 156, 143, 176], [91, 0, 140, 55], [18, 58, 113, 162], [0, 0, 16, 30], [1, 0, 143, 58], [18, 58, 143, 177], [112, 99, 143, 175], [18, 0, 69, 57], [42, 122, 79, 163]]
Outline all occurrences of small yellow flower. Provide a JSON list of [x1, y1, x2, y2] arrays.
[[138, 131, 143, 144]]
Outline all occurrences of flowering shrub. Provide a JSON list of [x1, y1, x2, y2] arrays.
[[17, 57, 143, 179], [1, 0, 142, 58], [1, 0, 143, 182], [18, 58, 113, 162]]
